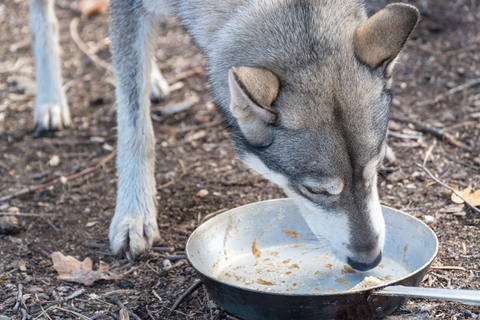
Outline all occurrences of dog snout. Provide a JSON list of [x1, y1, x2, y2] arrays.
[[347, 251, 382, 271]]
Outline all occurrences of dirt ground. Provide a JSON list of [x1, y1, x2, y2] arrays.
[[0, 0, 479, 319]]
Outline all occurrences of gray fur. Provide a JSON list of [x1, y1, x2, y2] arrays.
[[110, 0, 418, 268]]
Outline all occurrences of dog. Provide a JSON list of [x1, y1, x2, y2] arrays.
[[28, 0, 170, 132], [107, 0, 419, 271]]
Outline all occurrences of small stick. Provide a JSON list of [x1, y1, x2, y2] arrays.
[[201, 208, 228, 224], [445, 156, 479, 171], [447, 249, 480, 259], [392, 116, 472, 151], [45, 219, 59, 233], [108, 311, 121, 320], [119, 309, 130, 320], [417, 77, 480, 106], [151, 247, 175, 253], [107, 297, 142, 320], [145, 262, 160, 275], [431, 266, 466, 271], [70, 17, 112, 72], [157, 254, 187, 261], [419, 165, 480, 214], [13, 284, 23, 310], [430, 272, 452, 288], [171, 280, 202, 311], [145, 304, 155, 320], [152, 289, 162, 302], [0, 151, 116, 202], [64, 289, 85, 301], [20, 308, 30, 320], [0, 212, 55, 217]]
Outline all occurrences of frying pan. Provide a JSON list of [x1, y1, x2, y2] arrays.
[[186, 199, 480, 319]]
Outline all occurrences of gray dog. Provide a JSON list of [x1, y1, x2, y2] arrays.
[[29, 0, 419, 271], [108, 0, 419, 270]]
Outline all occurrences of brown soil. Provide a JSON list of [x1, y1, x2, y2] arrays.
[[0, 0, 479, 319]]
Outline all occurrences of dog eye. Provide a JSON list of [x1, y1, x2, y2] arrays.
[[304, 186, 331, 196]]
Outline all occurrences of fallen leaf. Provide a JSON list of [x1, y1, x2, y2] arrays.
[[451, 186, 480, 207], [51, 252, 122, 286], [79, 0, 109, 17]]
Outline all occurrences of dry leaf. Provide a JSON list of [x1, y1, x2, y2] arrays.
[[450, 186, 480, 207], [79, 0, 109, 17], [51, 252, 122, 286]]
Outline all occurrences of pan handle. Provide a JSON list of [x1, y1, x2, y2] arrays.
[[371, 285, 480, 306]]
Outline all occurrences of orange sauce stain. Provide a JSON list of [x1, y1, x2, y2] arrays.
[[282, 230, 299, 238], [341, 265, 357, 274], [252, 241, 261, 258], [257, 279, 275, 285]]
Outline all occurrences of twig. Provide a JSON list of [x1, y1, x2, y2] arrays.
[[13, 284, 23, 310], [392, 116, 472, 151], [21, 308, 30, 320], [152, 289, 162, 302], [0, 151, 116, 202], [123, 266, 141, 275], [204, 285, 213, 320], [445, 156, 479, 171], [106, 297, 142, 320], [45, 219, 59, 233], [156, 254, 187, 261], [151, 247, 175, 253], [0, 212, 55, 217], [119, 309, 129, 320], [417, 77, 480, 106], [145, 261, 160, 275], [430, 272, 452, 288], [419, 165, 480, 214], [54, 307, 93, 320], [201, 208, 228, 224], [431, 266, 466, 271], [145, 304, 155, 320], [171, 280, 202, 311], [108, 311, 121, 320], [70, 17, 113, 72], [447, 248, 480, 259], [64, 289, 85, 301]]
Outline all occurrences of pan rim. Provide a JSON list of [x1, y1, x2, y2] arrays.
[[186, 198, 439, 297]]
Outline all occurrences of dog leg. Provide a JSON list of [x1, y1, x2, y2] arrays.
[[109, 0, 161, 259], [29, 0, 71, 132], [150, 59, 170, 103]]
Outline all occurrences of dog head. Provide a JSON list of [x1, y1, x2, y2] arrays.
[[228, 3, 419, 271]]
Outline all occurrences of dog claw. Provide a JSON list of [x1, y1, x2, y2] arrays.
[[34, 102, 71, 132]]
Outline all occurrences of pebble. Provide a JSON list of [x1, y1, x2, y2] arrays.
[[464, 310, 472, 318]]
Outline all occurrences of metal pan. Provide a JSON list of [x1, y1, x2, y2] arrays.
[[186, 199, 480, 319]]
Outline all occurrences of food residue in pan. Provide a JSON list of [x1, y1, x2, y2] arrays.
[[282, 230, 299, 238], [252, 241, 261, 258], [341, 265, 356, 274], [257, 279, 275, 285], [351, 276, 384, 290]]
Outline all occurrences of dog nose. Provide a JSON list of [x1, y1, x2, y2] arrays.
[[347, 251, 382, 271]]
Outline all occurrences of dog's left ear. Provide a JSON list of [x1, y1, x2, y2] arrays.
[[354, 3, 419, 77], [229, 66, 279, 146]]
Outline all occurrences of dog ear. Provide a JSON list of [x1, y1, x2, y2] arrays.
[[354, 3, 419, 76], [229, 66, 279, 146]]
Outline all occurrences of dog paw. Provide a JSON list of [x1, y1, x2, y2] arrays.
[[34, 102, 71, 132], [109, 212, 161, 260], [150, 65, 170, 103]]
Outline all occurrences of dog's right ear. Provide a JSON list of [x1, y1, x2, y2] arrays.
[[354, 3, 419, 77], [229, 66, 279, 146]]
